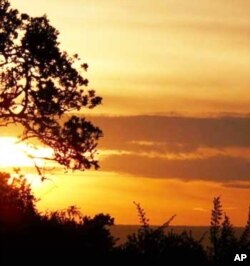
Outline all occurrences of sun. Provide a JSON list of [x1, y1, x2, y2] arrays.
[[0, 137, 53, 168], [0, 137, 32, 167]]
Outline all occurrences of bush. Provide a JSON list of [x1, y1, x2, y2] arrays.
[[0, 173, 249, 266]]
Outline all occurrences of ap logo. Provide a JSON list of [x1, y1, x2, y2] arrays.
[[234, 254, 247, 262]]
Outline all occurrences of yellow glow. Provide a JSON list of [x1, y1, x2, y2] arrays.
[[0, 137, 53, 168], [11, 0, 250, 116], [4, 1, 249, 226], [35, 171, 250, 226]]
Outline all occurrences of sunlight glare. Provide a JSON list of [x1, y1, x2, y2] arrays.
[[0, 137, 53, 168]]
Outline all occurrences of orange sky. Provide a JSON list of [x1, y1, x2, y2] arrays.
[[12, 0, 250, 115], [1, 0, 249, 226]]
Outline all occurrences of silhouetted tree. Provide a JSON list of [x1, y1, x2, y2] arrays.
[[133, 201, 150, 230], [209, 197, 250, 266], [240, 207, 250, 249], [123, 203, 207, 266], [215, 214, 238, 265], [0, 171, 37, 230], [220, 214, 237, 247], [0, 173, 116, 265], [1, 177, 249, 266], [0, 0, 102, 171], [209, 196, 223, 260]]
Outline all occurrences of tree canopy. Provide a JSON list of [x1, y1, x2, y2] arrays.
[[0, 0, 102, 171]]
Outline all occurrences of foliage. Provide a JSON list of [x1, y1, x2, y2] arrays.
[[0, 175, 249, 266], [240, 207, 250, 249], [210, 196, 223, 259], [133, 201, 150, 229], [0, 0, 102, 171], [209, 196, 249, 265], [0, 171, 37, 230], [0, 172, 116, 265], [122, 199, 249, 266], [123, 203, 207, 266]]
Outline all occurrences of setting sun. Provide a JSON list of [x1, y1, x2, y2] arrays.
[[0, 137, 53, 168]]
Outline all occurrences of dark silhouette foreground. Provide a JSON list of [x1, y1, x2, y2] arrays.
[[0, 172, 249, 266]]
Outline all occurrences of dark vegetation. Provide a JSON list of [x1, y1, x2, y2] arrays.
[[0, 173, 249, 266]]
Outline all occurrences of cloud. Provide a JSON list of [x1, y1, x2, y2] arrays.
[[3, 114, 250, 187], [193, 207, 207, 212], [90, 115, 250, 153], [5, 114, 250, 155], [223, 183, 250, 190], [101, 154, 250, 183], [93, 115, 250, 186]]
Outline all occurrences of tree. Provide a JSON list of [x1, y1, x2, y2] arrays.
[[122, 203, 207, 266], [0, 172, 117, 265], [0, 171, 37, 230], [240, 207, 250, 250], [208, 197, 250, 266], [0, 0, 102, 171], [210, 196, 223, 257]]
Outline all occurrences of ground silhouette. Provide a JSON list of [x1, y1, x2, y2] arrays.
[[0, 172, 249, 266]]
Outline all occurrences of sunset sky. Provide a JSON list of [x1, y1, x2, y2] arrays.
[[1, 0, 249, 226]]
